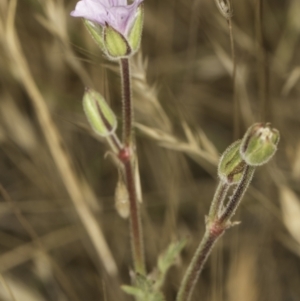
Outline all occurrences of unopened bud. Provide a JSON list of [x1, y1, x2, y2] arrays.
[[83, 88, 117, 137], [115, 179, 129, 219], [240, 123, 280, 166], [218, 140, 246, 184]]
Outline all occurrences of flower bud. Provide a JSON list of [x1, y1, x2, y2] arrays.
[[83, 88, 117, 137], [218, 140, 246, 185], [240, 123, 280, 166]]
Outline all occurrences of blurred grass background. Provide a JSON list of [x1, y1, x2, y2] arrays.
[[0, 0, 300, 300]]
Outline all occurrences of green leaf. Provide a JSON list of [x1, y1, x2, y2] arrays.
[[158, 239, 187, 274], [154, 238, 187, 290], [121, 285, 165, 301], [121, 285, 144, 299]]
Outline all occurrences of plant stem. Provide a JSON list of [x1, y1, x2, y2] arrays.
[[124, 159, 145, 275], [120, 58, 133, 147], [219, 165, 255, 224], [119, 57, 145, 275], [176, 223, 225, 301], [208, 181, 230, 220], [177, 166, 255, 301]]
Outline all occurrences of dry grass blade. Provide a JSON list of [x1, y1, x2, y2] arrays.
[[0, 226, 80, 273], [226, 247, 257, 301], [0, 0, 299, 299], [0, 276, 46, 301], [0, 274, 18, 301], [135, 123, 218, 174], [281, 67, 300, 97], [3, 0, 117, 276], [279, 186, 300, 246]]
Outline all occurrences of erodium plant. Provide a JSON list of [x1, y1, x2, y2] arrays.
[[71, 1, 280, 300]]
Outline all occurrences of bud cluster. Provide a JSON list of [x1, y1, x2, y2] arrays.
[[218, 123, 280, 184]]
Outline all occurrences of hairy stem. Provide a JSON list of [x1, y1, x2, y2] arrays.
[[219, 165, 255, 224], [208, 181, 230, 220], [119, 58, 145, 275], [176, 223, 224, 301], [177, 165, 255, 301]]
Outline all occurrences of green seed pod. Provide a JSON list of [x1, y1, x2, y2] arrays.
[[240, 123, 280, 166], [218, 140, 246, 185], [83, 88, 117, 137]]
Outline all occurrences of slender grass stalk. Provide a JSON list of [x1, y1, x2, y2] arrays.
[[177, 166, 255, 301], [214, 0, 239, 138], [120, 58, 133, 147], [227, 17, 239, 139], [4, 0, 118, 276], [119, 57, 146, 276], [256, 0, 270, 121], [0, 274, 17, 301]]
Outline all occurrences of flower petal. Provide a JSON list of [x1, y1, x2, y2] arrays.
[[71, 0, 108, 26], [109, 0, 127, 6], [71, 0, 144, 37]]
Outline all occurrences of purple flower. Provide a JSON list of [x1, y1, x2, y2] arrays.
[[71, 0, 143, 36]]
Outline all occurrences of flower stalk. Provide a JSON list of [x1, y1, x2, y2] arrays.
[[177, 123, 279, 301], [176, 166, 255, 301], [73, 0, 146, 276], [176, 226, 223, 301], [123, 158, 145, 275], [118, 57, 145, 276]]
